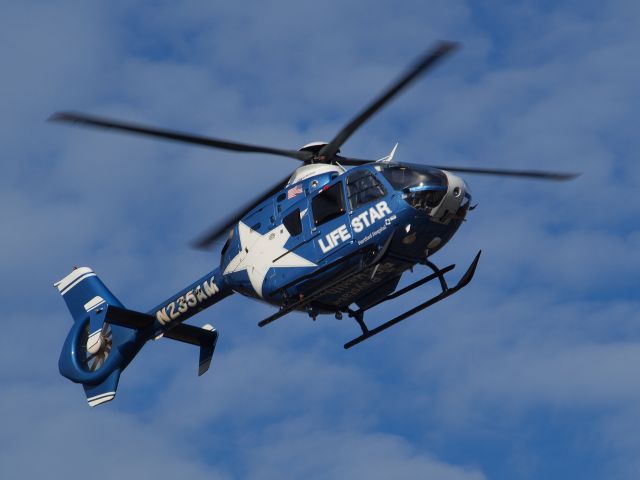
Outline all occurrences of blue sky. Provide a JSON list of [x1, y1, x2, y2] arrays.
[[1, 0, 639, 478]]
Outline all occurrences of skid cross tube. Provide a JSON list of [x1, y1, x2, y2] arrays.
[[344, 250, 481, 349]]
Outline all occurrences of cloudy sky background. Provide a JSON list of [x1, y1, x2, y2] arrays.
[[1, 0, 639, 478]]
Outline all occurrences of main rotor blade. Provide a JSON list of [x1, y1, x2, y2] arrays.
[[318, 41, 459, 161], [49, 111, 313, 162], [432, 165, 580, 181], [191, 173, 292, 250], [336, 155, 580, 180], [334, 155, 376, 166]]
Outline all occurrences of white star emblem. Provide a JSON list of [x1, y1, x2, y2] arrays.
[[223, 222, 316, 298]]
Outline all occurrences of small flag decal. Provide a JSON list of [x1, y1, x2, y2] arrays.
[[287, 184, 303, 200]]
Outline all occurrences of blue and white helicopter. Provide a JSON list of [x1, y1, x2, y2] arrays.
[[50, 42, 578, 407]]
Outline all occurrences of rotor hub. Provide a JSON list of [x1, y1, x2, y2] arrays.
[[80, 322, 113, 372]]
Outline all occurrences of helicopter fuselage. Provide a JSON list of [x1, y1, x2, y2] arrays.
[[219, 162, 471, 316]]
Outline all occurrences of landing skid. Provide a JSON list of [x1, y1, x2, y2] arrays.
[[343, 250, 481, 349], [258, 233, 480, 350]]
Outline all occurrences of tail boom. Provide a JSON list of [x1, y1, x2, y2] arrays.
[[150, 270, 233, 335]]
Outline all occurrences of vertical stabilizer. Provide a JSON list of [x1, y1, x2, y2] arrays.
[[54, 267, 123, 321]]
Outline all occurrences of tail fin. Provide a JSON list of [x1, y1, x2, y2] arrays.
[[83, 369, 121, 407], [54, 267, 123, 321]]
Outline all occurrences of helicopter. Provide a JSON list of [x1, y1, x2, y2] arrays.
[[50, 42, 578, 407]]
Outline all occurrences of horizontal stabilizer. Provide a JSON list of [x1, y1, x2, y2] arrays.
[[105, 305, 155, 330], [164, 324, 219, 376]]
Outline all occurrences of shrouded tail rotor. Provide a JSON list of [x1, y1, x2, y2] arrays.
[[81, 321, 113, 371]]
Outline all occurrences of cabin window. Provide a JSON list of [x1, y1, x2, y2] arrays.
[[347, 170, 386, 209], [312, 182, 345, 226], [282, 209, 302, 236]]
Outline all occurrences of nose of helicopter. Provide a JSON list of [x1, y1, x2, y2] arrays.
[[431, 170, 471, 221], [391, 166, 472, 255], [378, 163, 470, 219], [445, 171, 470, 203]]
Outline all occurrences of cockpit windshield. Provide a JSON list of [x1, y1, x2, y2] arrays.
[[378, 164, 448, 191], [378, 164, 449, 211]]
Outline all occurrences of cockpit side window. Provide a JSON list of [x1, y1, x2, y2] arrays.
[[347, 170, 386, 209], [282, 208, 302, 236], [312, 182, 345, 226]]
